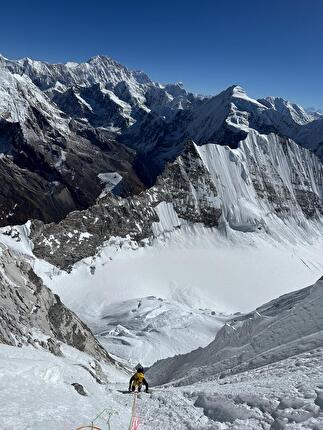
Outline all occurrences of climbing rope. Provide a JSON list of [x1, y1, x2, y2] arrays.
[[75, 426, 102, 430], [75, 389, 141, 429], [128, 392, 140, 430], [75, 408, 118, 430]]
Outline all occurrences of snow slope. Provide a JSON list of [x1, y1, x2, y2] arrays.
[[147, 276, 323, 387], [38, 219, 323, 315], [1, 330, 323, 429], [0, 344, 131, 430], [1, 201, 323, 430], [139, 347, 323, 429], [0, 67, 68, 130], [87, 296, 228, 366]]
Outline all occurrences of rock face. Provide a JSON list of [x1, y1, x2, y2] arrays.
[[0, 67, 144, 226], [29, 129, 322, 270], [30, 141, 222, 269], [0, 54, 322, 269], [0, 240, 112, 362]]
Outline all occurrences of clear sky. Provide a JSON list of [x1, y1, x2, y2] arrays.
[[1, 0, 322, 109]]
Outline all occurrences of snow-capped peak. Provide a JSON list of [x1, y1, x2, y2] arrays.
[[259, 95, 315, 125]]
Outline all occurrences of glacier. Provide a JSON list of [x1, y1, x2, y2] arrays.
[[0, 53, 323, 429]]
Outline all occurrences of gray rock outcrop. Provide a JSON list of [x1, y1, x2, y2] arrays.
[[0, 242, 112, 362]]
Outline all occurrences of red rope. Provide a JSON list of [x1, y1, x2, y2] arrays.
[[129, 392, 140, 430], [130, 416, 140, 430]]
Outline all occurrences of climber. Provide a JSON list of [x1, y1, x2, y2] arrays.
[[128, 366, 149, 393]]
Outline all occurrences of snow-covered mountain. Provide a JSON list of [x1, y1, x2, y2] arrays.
[[0, 65, 144, 226], [0, 54, 197, 128], [0, 54, 323, 430], [1, 53, 322, 359], [0, 53, 322, 232], [27, 132, 322, 273], [147, 276, 323, 387]]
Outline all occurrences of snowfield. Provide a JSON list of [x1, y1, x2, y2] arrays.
[[88, 296, 229, 366], [140, 347, 323, 429], [0, 344, 132, 430], [1, 343, 322, 429], [38, 219, 323, 315], [147, 277, 323, 387]]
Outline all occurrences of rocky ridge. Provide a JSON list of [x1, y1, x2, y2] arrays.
[[0, 54, 322, 270], [30, 140, 221, 269], [0, 238, 112, 363]]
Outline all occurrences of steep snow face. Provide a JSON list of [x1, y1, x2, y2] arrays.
[[147, 276, 323, 387], [1, 344, 323, 430], [0, 68, 68, 131], [195, 131, 322, 231], [123, 84, 323, 185], [79, 296, 229, 366], [0, 344, 130, 430]]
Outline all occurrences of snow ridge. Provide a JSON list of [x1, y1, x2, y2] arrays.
[[147, 276, 323, 386]]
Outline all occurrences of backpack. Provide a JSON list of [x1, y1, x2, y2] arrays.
[[134, 371, 145, 385]]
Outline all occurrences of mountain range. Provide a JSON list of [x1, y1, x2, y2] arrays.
[[0, 54, 322, 229], [0, 54, 323, 429]]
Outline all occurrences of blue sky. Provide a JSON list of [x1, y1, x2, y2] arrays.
[[1, 0, 322, 109]]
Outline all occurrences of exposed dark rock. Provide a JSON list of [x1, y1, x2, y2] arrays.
[[71, 383, 87, 396], [0, 66, 145, 227], [30, 141, 222, 269], [0, 55, 322, 230], [0, 242, 113, 362]]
